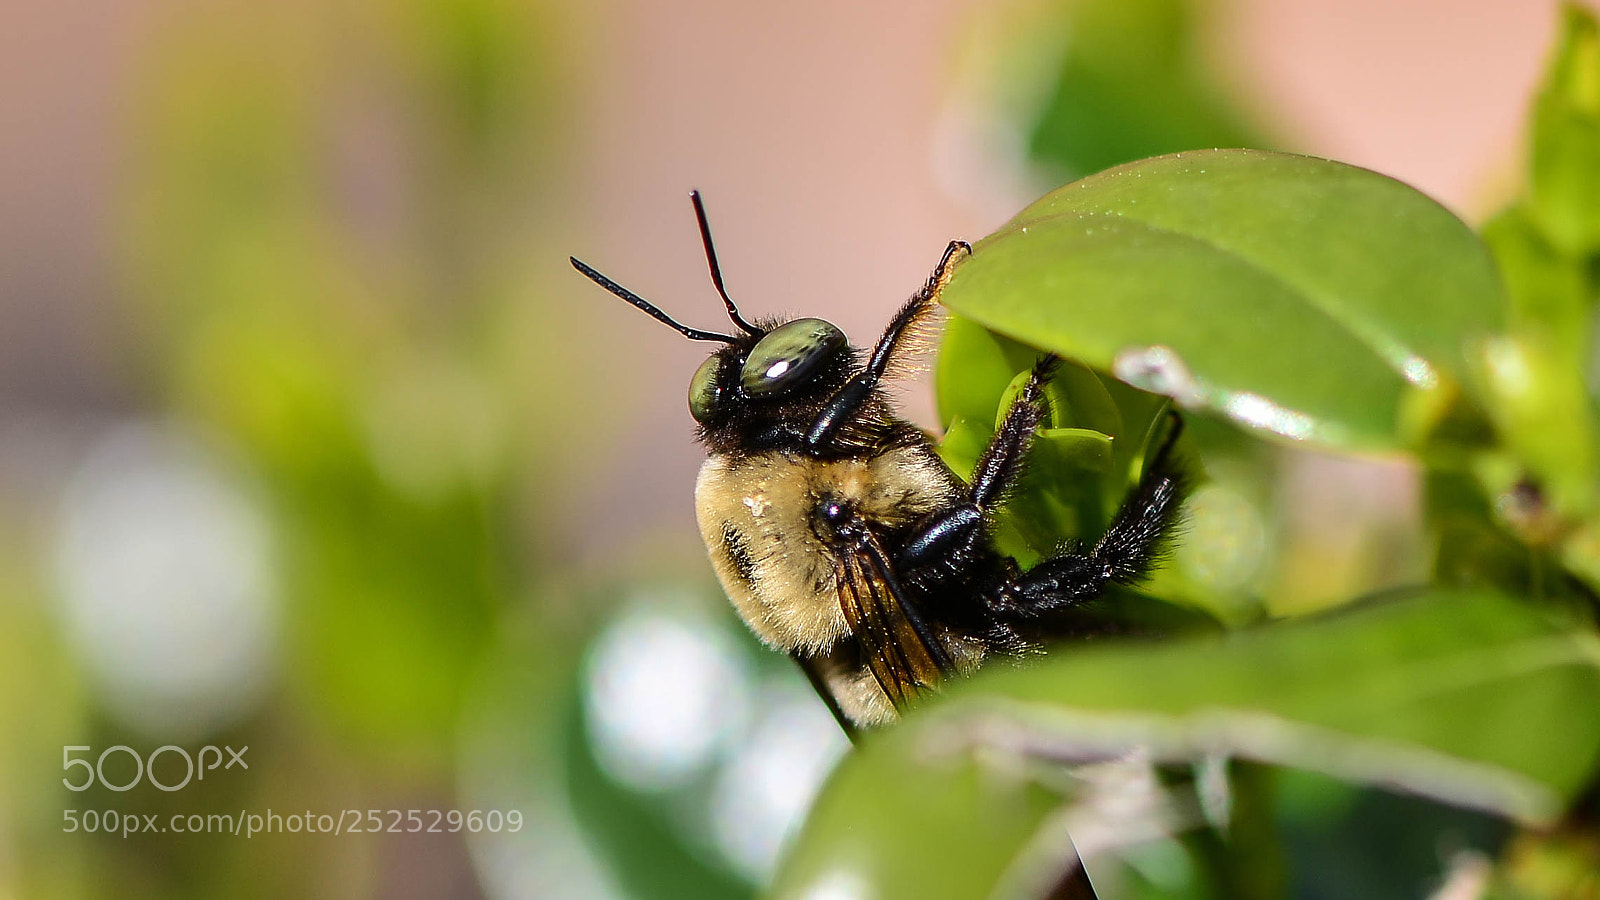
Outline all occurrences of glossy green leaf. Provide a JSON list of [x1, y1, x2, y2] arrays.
[[774, 589, 1600, 900], [940, 150, 1508, 452], [935, 415, 990, 482], [1035, 427, 1115, 473], [938, 314, 1124, 439], [937, 314, 1051, 430], [958, 589, 1599, 820], [770, 726, 1069, 900]]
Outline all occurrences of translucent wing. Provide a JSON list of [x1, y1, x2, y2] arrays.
[[836, 528, 956, 711]]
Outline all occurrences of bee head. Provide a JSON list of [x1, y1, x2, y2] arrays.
[[571, 192, 857, 442], [684, 316, 849, 424]]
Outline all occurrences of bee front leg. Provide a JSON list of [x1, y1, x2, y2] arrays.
[[967, 354, 1059, 509], [806, 241, 970, 453]]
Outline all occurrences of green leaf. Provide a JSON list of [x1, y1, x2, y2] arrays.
[[940, 150, 1508, 452], [938, 317, 1137, 563], [938, 314, 1124, 439], [966, 589, 1600, 819], [992, 427, 1119, 566], [1035, 427, 1115, 473], [936, 314, 1049, 430], [774, 589, 1600, 900], [995, 369, 1061, 432], [770, 728, 1068, 900], [935, 415, 990, 483], [1530, 3, 1600, 257], [938, 310, 1176, 557]]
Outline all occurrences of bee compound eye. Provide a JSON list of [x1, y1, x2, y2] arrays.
[[740, 318, 846, 396], [688, 355, 722, 423]]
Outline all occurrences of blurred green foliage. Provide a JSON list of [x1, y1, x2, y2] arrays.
[[1024, 0, 1270, 180], [14, 0, 596, 897], [126, 0, 542, 768]]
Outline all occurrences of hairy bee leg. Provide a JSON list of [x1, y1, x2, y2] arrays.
[[995, 411, 1186, 616], [806, 241, 971, 453], [896, 355, 1059, 570], [1091, 411, 1185, 582]]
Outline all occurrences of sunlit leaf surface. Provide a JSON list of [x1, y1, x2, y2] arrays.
[[940, 150, 1507, 452]]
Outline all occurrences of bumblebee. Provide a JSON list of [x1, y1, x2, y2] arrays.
[[571, 193, 1185, 736]]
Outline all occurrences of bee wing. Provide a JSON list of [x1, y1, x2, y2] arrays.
[[836, 530, 956, 711]]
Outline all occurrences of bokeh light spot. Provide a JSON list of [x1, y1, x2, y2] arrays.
[[709, 681, 849, 881], [583, 601, 753, 792], [51, 422, 278, 741]]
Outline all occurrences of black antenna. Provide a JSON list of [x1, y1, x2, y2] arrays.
[[570, 256, 738, 343], [690, 190, 762, 336]]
